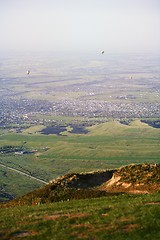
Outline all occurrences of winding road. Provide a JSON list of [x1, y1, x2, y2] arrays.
[[0, 163, 48, 184]]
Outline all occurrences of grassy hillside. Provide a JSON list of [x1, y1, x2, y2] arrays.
[[2, 164, 160, 207], [0, 120, 160, 201], [0, 194, 160, 240], [0, 163, 160, 240]]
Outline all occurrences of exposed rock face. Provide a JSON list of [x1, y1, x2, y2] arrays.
[[3, 164, 160, 207], [49, 170, 115, 189], [98, 164, 160, 193]]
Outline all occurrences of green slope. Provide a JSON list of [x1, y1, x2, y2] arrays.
[[0, 120, 160, 201], [0, 193, 160, 240]]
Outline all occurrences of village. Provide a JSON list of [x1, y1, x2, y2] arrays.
[[0, 97, 159, 128]]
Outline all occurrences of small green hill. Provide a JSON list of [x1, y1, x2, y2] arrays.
[[3, 164, 160, 208]]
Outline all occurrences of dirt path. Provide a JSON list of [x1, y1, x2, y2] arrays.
[[0, 163, 48, 184]]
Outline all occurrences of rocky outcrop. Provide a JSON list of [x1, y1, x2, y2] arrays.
[[2, 164, 160, 207], [98, 164, 160, 194]]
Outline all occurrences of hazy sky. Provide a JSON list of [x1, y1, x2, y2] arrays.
[[0, 0, 160, 53]]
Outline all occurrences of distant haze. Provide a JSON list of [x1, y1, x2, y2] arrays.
[[0, 0, 160, 54]]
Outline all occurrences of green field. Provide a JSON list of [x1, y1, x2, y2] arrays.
[[0, 119, 160, 200], [0, 193, 160, 239]]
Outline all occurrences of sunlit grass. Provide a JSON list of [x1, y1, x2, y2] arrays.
[[0, 193, 160, 239]]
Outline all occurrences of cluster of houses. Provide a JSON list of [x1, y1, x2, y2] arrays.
[[0, 98, 159, 128]]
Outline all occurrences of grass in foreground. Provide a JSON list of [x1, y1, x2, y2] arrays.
[[0, 193, 160, 240]]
